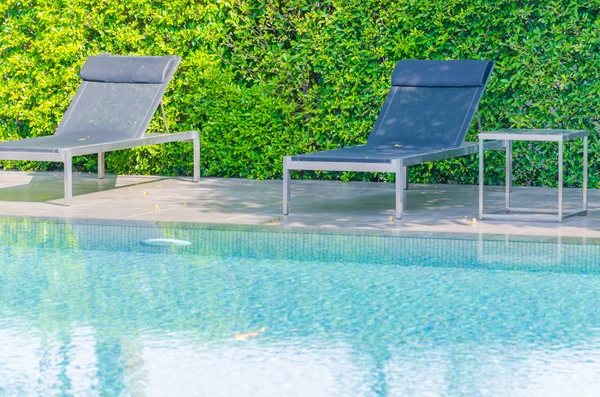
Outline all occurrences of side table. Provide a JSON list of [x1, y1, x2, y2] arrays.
[[479, 129, 588, 223]]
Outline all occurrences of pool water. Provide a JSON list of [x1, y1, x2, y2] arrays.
[[1, 219, 600, 396]]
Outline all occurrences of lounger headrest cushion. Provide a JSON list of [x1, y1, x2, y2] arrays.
[[80, 55, 177, 84], [391, 60, 493, 87]]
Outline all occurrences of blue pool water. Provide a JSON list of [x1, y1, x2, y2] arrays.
[[1, 219, 600, 396]]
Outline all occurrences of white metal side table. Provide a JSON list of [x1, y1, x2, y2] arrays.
[[479, 129, 588, 223]]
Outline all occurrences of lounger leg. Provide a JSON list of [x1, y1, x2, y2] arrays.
[[193, 131, 200, 182], [283, 156, 290, 215], [403, 166, 409, 190], [98, 152, 105, 179], [63, 150, 73, 206], [395, 160, 405, 219]]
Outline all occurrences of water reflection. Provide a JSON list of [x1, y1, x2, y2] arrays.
[[1, 221, 600, 395]]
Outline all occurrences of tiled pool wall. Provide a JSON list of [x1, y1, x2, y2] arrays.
[[0, 218, 598, 274]]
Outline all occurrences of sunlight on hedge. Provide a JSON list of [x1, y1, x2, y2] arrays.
[[0, 0, 598, 187]]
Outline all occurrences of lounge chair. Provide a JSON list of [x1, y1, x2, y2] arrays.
[[0, 54, 200, 205], [283, 59, 502, 219]]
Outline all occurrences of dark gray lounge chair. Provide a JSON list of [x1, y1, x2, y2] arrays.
[[0, 54, 199, 205], [283, 59, 501, 219]]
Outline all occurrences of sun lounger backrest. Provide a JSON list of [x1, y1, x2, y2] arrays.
[[55, 54, 181, 140], [366, 60, 494, 150]]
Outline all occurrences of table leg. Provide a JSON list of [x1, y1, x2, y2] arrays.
[[505, 140, 512, 212], [584, 136, 588, 213], [558, 140, 563, 223], [283, 157, 290, 215], [479, 139, 484, 219]]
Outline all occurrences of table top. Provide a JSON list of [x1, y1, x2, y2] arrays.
[[479, 129, 588, 142]]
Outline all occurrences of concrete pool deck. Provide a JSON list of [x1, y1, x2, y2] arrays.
[[0, 170, 597, 238]]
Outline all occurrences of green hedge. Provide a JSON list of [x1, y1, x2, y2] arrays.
[[1, 0, 599, 187]]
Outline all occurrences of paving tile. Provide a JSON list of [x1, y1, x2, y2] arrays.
[[0, 170, 599, 238]]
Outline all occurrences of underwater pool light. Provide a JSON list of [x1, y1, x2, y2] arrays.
[[141, 238, 192, 247]]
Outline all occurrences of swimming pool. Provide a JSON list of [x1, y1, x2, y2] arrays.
[[1, 218, 600, 396]]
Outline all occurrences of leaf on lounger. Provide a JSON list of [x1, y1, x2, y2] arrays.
[[394, 144, 403, 148], [78, 138, 86, 141], [235, 327, 266, 341]]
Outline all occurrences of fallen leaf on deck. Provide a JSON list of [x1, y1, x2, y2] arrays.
[[389, 217, 395, 222], [158, 184, 163, 188], [183, 202, 188, 206], [235, 327, 266, 341], [143, 192, 149, 196], [269, 219, 275, 223], [155, 204, 160, 211], [276, 217, 282, 221], [78, 138, 86, 141], [472, 218, 477, 224]]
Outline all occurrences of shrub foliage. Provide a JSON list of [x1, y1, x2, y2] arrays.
[[1, 0, 598, 187]]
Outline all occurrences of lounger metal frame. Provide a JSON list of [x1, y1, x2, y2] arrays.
[[0, 56, 200, 206], [0, 130, 200, 206], [283, 111, 504, 219]]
